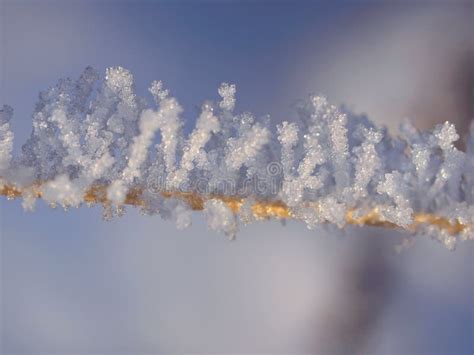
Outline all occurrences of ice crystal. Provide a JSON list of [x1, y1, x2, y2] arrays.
[[1, 67, 473, 249], [0, 105, 14, 173]]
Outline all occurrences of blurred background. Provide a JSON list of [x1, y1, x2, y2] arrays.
[[1, 0, 473, 354]]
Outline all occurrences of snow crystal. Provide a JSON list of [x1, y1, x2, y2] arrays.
[[204, 199, 238, 239], [218, 83, 236, 112], [0, 66, 472, 249]]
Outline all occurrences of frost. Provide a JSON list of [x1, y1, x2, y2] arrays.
[[122, 109, 162, 182], [218, 83, 236, 112], [42, 174, 84, 208], [0, 105, 14, 172], [225, 123, 270, 171], [277, 121, 298, 179], [204, 199, 238, 239], [376, 172, 413, 227], [173, 104, 220, 187], [0, 66, 472, 249], [350, 127, 382, 200], [107, 180, 127, 205], [149, 80, 169, 103]]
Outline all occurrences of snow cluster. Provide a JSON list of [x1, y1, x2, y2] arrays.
[[1, 67, 473, 247], [0, 105, 14, 173]]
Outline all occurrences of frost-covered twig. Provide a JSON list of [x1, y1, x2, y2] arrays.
[[1, 67, 473, 248]]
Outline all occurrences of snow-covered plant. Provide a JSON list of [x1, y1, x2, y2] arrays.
[[1, 67, 473, 249]]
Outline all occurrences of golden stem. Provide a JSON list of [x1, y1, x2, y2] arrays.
[[0, 182, 468, 236]]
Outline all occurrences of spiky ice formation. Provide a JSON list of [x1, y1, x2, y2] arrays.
[[0, 66, 473, 249]]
